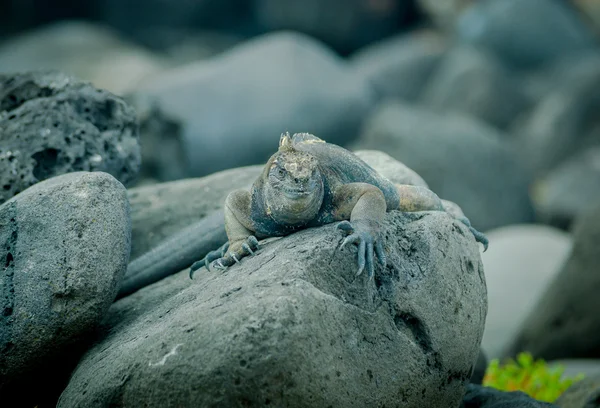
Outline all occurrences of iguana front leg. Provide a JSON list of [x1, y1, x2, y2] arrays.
[[333, 183, 388, 279], [396, 185, 488, 251], [189, 190, 259, 278]]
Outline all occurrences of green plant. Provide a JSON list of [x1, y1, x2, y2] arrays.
[[482, 352, 585, 402]]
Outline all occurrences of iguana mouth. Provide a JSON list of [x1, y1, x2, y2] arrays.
[[282, 188, 311, 198]]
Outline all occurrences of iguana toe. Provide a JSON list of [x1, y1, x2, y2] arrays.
[[337, 220, 385, 279], [456, 216, 489, 252]]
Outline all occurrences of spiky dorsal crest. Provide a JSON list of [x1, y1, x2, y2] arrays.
[[279, 132, 294, 152]]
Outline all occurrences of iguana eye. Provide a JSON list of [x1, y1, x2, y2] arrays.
[[272, 166, 286, 179]]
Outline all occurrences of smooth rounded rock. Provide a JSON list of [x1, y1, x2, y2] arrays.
[[100, 0, 252, 42], [506, 203, 600, 360], [0, 172, 131, 392], [555, 373, 600, 408], [549, 359, 600, 380], [58, 210, 486, 408], [128, 165, 262, 260], [253, 0, 415, 54], [533, 147, 600, 229], [354, 150, 429, 187], [0, 20, 170, 94], [420, 45, 531, 129], [0, 70, 141, 204], [416, 0, 475, 30], [457, 0, 597, 68], [480, 225, 573, 359], [130, 31, 374, 178], [514, 60, 600, 176], [350, 29, 448, 102], [353, 101, 535, 231]]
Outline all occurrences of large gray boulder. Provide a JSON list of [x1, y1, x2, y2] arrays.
[[58, 210, 487, 407], [480, 225, 572, 359], [353, 101, 534, 231], [0, 172, 131, 396], [130, 31, 374, 178], [532, 146, 600, 229], [420, 45, 531, 130], [350, 30, 448, 102], [0, 70, 141, 205], [456, 0, 596, 68], [253, 0, 415, 53], [514, 61, 600, 177], [0, 21, 170, 94], [128, 165, 261, 260], [506, 202, 600, 360], [555, 373, 600, 408]]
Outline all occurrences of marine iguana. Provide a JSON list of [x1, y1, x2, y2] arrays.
[[189, 132, 488, 279]]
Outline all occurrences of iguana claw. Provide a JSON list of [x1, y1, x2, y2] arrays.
[[337, 220, 386, 279], [189, 236, 260, 279], [457, 216, 489, 252]]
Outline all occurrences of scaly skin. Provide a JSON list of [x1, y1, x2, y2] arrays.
[[190, 132, 488, 280]]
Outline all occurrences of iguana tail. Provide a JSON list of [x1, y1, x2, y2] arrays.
[[116, 210, 227, 299]]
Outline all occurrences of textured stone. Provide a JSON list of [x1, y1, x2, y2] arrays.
[[0, 70, 141, 204], [130, 31, 374, 178], [353, 101, 534, 231], [0, 172, 130, 395], [58, 210, 486, 408], [480, 225, 572, 359]]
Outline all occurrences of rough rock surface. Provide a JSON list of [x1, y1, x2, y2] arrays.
[[0, 70, 141, 205], [456, 0, 596, 68], [128, 165, 261, 260], [532, 147, 600, 229], [480, 225, 572, 359], [506, 203, 600, 360], [130, 31, 374, 177], [58, 210, 486, 407], [350, 30, 448, 102], [353, 101, 534, 231], [462, 384, 558, 407], [0, 172, 131, 393], [420, 45, 531, 130], [555, 373, 600, 408]]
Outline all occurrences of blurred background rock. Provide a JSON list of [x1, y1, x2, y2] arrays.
[[1, 0, 600, 403]]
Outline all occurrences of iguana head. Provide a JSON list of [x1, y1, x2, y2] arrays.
[[263, 133, 324, 225]]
